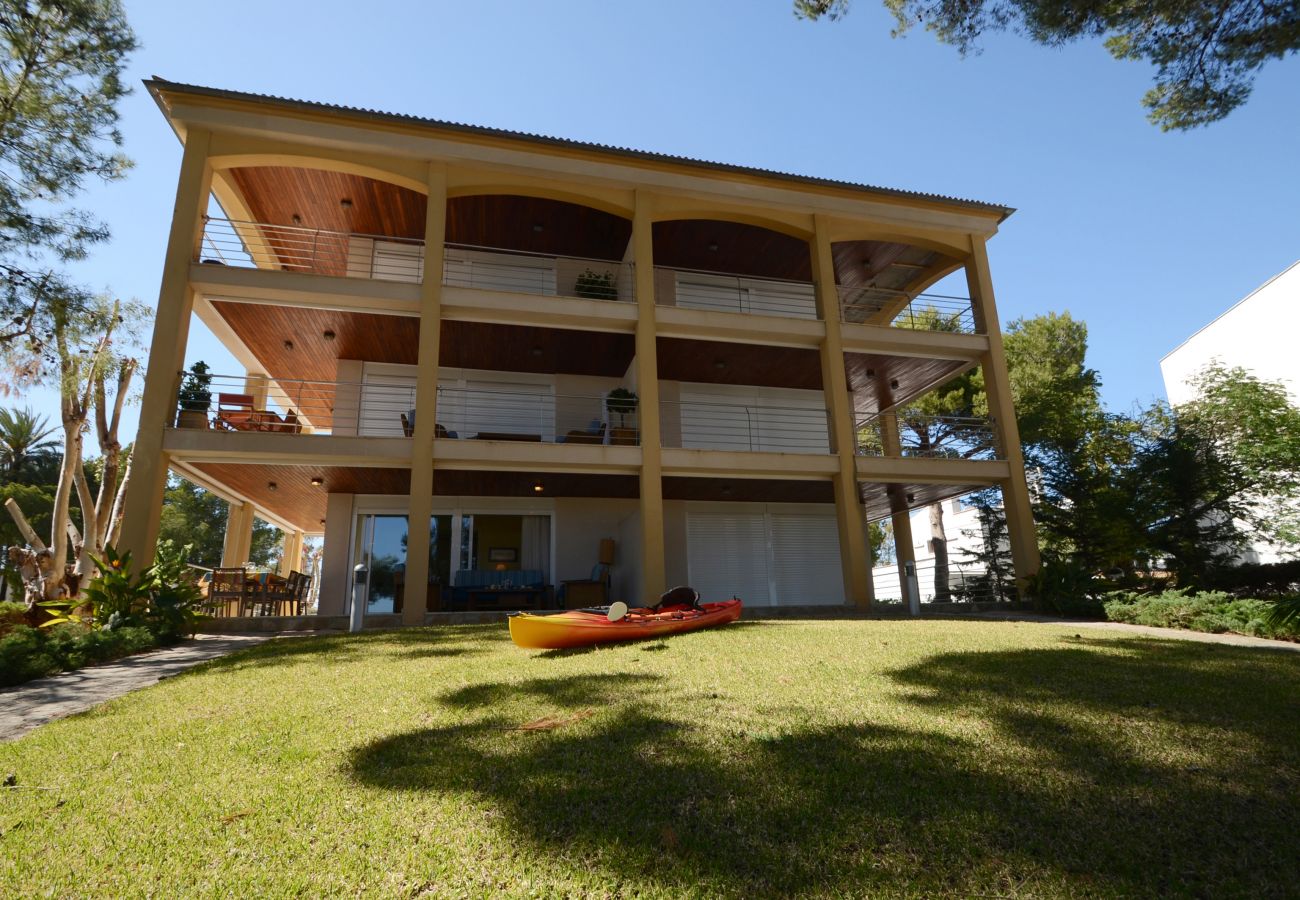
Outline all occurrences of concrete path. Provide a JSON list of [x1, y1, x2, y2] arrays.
[[964, 611, 1300, 653], [0, 633, 270, 743]]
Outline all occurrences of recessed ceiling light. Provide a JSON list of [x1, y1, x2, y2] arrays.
[[291, 214, 302, 225], [531, 481, 544, 493], [530, 346, 543, 357], [906, 493, 915, 504], [268, 482, 278, 492], [708, 242, 719, 252], [284, 340, 294, 351], [323, 330, 336, 341], [532, 223, 544, 233], [310, 477, 324, 487], [339, 198, 353, 209], [713, 359, 727, 370], [890, 378, 899, 389]]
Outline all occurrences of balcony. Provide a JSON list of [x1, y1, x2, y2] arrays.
[[444, 244, 634, 302], [198, 217, 635, 304], [172, 374, 636, 445], [855, 412, 1000, 460], [661, 398, 830, 454], [199, 216, 425, 281], [839, 286, 979, 334], [655, 267, 817, 320]]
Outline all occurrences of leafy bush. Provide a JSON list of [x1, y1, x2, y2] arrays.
[[2, 544, 207, 687], [1103, 589, 1300, 641], [573, 268, 617, 301], [1026, 557, 1108, 617], [0, 599, 27, 637], [0, 623, 161, 687]]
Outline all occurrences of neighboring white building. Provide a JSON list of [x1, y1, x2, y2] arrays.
[[1161, 261, 1300, 407], [1160, 260, 1300, 564]]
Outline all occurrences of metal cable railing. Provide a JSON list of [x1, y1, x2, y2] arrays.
[[661, 398, 831, 453], [443, 244, 633, 302], [838, 286, 979, 333], [871, 558, 1012, 604], [656, 266, 818, 320], [198, 216, 425, 281], [172, 375, 634, 444], [855, 412, 1000, 460]]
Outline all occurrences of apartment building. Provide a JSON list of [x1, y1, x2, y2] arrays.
[[118, 79, 1040, 623]]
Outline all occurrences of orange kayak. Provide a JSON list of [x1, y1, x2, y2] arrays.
[[509, 599, 743, 650]]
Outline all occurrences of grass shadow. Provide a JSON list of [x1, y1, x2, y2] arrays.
[[346, 638, 1300, 896]]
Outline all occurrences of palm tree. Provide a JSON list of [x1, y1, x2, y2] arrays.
[[0, 406, 59, 482]]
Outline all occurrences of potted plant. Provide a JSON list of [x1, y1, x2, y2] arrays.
[[175, 361, 212, 429], [605, 387, 638, 444], [574, 268, 617, 301]]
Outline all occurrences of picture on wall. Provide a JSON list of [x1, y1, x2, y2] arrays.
[[488, 547, 518, 562]]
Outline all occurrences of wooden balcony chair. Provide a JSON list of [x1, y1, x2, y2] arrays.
[[215, 394, 257, 431], [290, 571, 312, 615]]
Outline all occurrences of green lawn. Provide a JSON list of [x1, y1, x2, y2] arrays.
[[2, 620, 1297, 897]]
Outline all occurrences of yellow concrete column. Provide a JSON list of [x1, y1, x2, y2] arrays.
[[244, 372, 270, 408], [402, 162, 448, 626], [966, 237, 1041, 585], [119, 128, 214, 565], [811, 216, 873, 608], [879, 413, 918, 600], [221, 501, 256, 568], [633, 191, 666, 604], [279, 530, 304, 577]]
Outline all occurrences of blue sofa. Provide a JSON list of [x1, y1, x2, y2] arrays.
[[448, 569, 549, 609]]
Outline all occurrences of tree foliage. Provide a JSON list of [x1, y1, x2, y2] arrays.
[[0, 0, 136, 375], [794, 0, 1298, 129], [156, 475, 282, 571], [0, 405, 56, 480]]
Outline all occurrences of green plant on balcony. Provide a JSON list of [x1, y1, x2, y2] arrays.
[[176, 361, 212, 429], [574, 268, 617, 301], [605, 388, 639, 430]]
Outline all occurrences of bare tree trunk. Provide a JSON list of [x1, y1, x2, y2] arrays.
[[930, 502, 950, 601], [106, 449, 132, 547]]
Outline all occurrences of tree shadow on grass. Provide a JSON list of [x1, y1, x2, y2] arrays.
[[195, 624, 505, 672], [347, 640, 1300, 896]]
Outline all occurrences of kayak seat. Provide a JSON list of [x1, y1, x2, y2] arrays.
[[654, 585, 702, 612]]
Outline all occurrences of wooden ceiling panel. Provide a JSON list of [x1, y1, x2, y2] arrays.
[[440, 321, 634, 377], [663, 476, 833, 504], [187, 464, 640, 531], [859, 481, 984, 523], [657, 337, 823, 391], [447, 195, 632, 261], [228, 167, 428, 240], [844, 353, 972, 414], [652, 220, 811, 281], [210, 304, 635, 385]]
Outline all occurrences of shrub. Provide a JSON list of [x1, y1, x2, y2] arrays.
[[0, 600, 28, 637], [1026, 557, 1108, 618], [1103, 589, 1300, 641], [573, 268, 617, 301], [0, 623, 162, 687]]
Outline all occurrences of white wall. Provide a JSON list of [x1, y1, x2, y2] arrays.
[[1161, 261, 1300, 406]]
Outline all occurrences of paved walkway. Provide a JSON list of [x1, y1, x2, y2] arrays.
[[0, 634, 270, 743], [964, 611, 1300, 653]]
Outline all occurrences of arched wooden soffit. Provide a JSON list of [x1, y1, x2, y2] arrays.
[[445, 193, 633, 263], [832, 236, 970, 328], [211, 159, 431, 244], [651, 217, 814, 282]]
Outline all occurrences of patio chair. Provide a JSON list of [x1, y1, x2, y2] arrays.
[[208, 567, 245, 617], [291, 571, 312, 615], [215, 394, 257, 431]]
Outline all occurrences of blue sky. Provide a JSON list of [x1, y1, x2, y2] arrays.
[[23, 0, 1300, 443]]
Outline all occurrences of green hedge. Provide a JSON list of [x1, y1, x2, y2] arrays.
[[0, 623, 170, 688], [1103, 590, 1300, 641]]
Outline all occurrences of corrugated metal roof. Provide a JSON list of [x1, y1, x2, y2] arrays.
[[146, 78, 1014, 221]]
